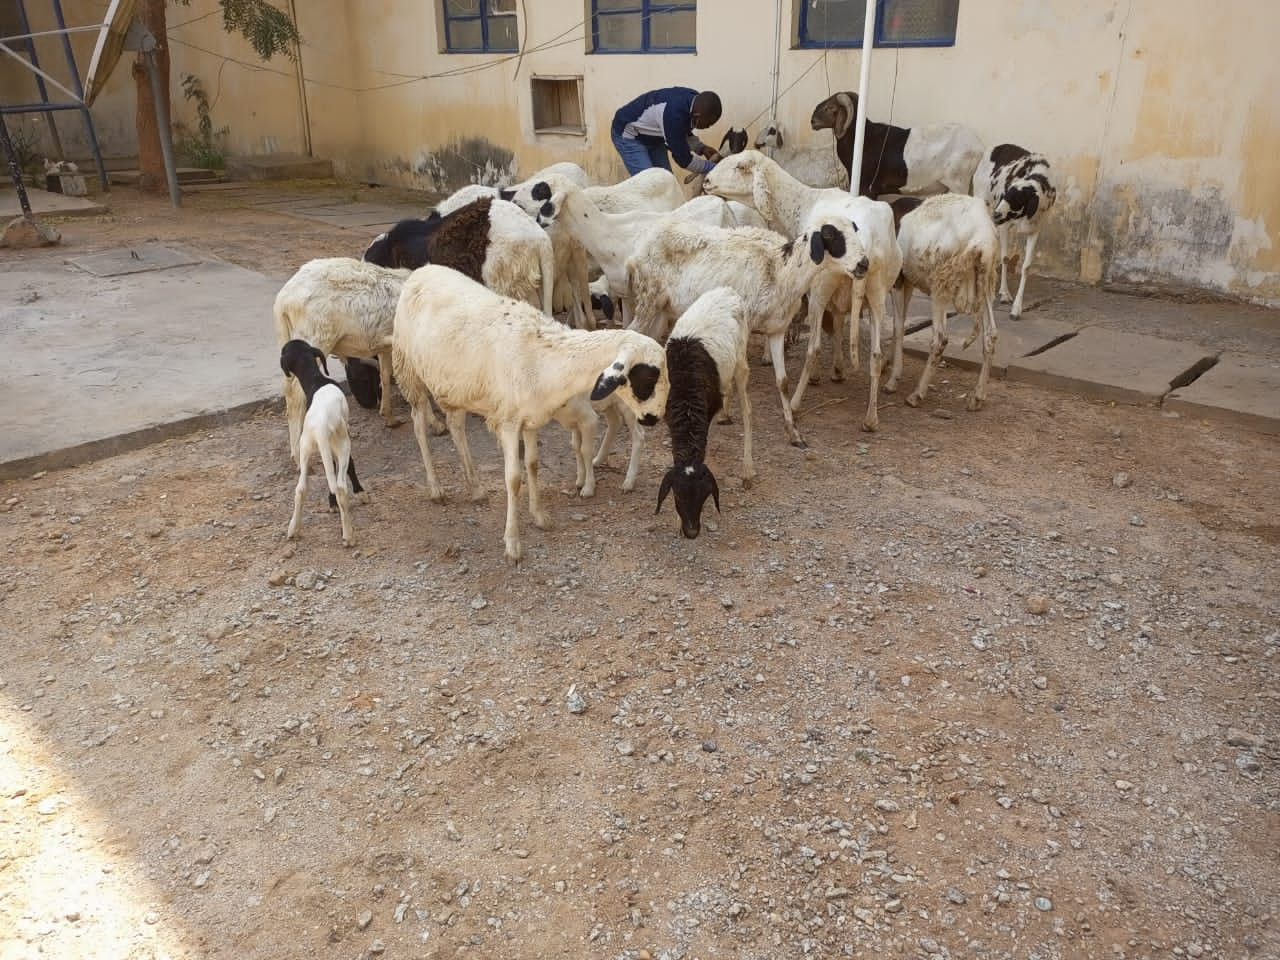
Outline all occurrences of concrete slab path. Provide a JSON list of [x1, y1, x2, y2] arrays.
[[902, 314, 1082, 377], [1, 186, 106, 219], [1006, 327, 1217, 405], [1164, 352, 1280, 435]]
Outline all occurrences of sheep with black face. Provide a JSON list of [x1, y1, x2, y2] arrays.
[[657, 287, 754, 539]]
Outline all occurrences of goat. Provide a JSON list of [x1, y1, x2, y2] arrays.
[[973, 144, 1056, 319], [280, 339, 362, 546], [890, 193, 1000, 412], [810, 91, 983, 199], [391, 265, 670, 563], [658, 287, 754, 539], [273, 258, 409, 460], [363, 196, 555, 316]]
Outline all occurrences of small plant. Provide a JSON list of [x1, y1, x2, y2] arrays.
[[173, 73, 229, 170], [5, 122, 44, 180]]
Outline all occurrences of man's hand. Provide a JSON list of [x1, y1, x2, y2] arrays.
[[699, 145, 722, 161]]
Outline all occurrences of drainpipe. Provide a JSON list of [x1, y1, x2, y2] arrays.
[[768, 0, 782, 125], [286, 0, 312, 156], [848, 0, 876, 195]]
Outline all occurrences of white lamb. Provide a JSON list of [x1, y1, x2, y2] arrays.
[[273, 257, 409, 461], [890, 193, 1000, 412], [626, 216, 870, 447], [754, 123, 849, 190], [392, 264, 671, 563], [702, 150, 903, 431]]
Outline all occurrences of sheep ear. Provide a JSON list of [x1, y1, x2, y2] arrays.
[[627, 362, 661, 403], [835, 92, 855, 140], [498, 187, 515, 202], [775, 126, 784, 149], [719, 130, 732, 152], [822, 223, 847, 260], [656, 470, 674, 514], [311, 345, 331, 376], [808, 231, 823, 264], [531, 181, 552, 202], [1021, 188, 1039, 218], [591, 364, 626, 401], [706, 466, 721, 514]]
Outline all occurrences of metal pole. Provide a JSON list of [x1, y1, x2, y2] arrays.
[[51, 0, 110, 191], [849, 0, 877, 196], [286, 0, 312, 156], [0, 111, 36, 220], [142, 44, 181, 207], [15, 0, 67, 160]]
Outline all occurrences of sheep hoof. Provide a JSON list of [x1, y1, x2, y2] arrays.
[[788, 434, 807, 449], [621, 479, 637, 493], [716, 414, 734, 426], [1009, 310, 1021, 322], [383, 415, 405, 429], [427, 488, 446, 504], [532, 513, 552, 531], [905, 393, 923, 408], [862, 418, 879, 433], [999, 292, 1013, 304], [967, 395, 985, 412], [741, 475, 756, 491], [808, 374, 821, 385], [504, 546, 523, 565], [831, 370, 845, 383], [883, 379, 898, 393], [358, 491, 371, 505], [578, 486, 595, 499]]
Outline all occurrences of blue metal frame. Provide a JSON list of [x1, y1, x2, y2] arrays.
[[0, 0, 110, 190], [590, 1, 697, 55], [442, 1, 517, 53], [797, 0, 957, 49]]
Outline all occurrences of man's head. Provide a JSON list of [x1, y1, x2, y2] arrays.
[[691, 91, 722, 129]]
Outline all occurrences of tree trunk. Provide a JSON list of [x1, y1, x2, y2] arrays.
[[132, 0, 170, 194]]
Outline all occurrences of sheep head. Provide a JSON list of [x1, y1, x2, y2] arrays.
[[811, 91, 858, 140], [993, 184, 1040, 224], [280, 339, 329, 379], [803, 219, 870, 278], [754, 123, 784, 149], [703, 151, 773, 218], [657, 462, 720, 539], [718, 126, 750, 156], [589, 335, 670, 427], [344, 357, 382, 410]]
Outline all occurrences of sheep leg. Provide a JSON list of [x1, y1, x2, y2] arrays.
[[968, 297, 998, 411], [997, 224, 1013, 304], [523, 426, 551, 531], [445, 409, 485, 502], [321, 425, 354, 547], [577, 415, 598, 499], [907, 300, 949, 408], [593, 402, 622, 469], [885, 284, 910, 393], [861, 283, 885, 433], [788, 294, 828, 413], [375, 349, 404, 427], [287, 436, 311, 540], [736, 361, 756, 489], [1010, 230, 1038, 320], [768, 333, 805, 447], [620, 409, 644, 492], [498, 425, 524, 563], [284, 376, 304, 463], [409, 403, 446, 503]]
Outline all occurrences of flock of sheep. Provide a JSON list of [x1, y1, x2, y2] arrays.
[[275, 89, 1057, 563]]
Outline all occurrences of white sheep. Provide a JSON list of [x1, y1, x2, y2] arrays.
[[889, 193, 1000, 412], [702, 150, 903, 431], [273, 257, 409, 461], [281, 339, 358, 547], [810, 91, 984, 199], [391, 264, 670, 563], [973, 144, 1057, 319], [625, 216, 870, 447], [658, 287, 755, 539], [754, 123, 849, 190], [435, 162, 591, 216]]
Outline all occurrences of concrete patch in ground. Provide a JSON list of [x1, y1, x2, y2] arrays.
[[903, 314, 1081, 377], [67, 242, 205, 277], [1006, 327, 1216, 404], [1164, 352, 1280, 434]]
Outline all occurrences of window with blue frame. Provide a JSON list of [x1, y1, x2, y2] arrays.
[[591, 1, 698, 54], [442, 0, 518, 53], [798, 0, 959, 48]]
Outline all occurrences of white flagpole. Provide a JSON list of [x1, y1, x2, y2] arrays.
[[849, 0, 877, 195]]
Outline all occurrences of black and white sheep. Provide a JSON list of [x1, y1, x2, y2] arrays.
[[391, 264, 671, 563], [362, 195, 555, 316], [810, 91, 983, 199], [657, 287, 754, 539], [889, 193, 1000, 412], [280, 339, 363, 547], [973, 144, 1057, 320], [273, 258, 409, 460]]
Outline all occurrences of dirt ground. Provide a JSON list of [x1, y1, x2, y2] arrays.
[[2, 184, 1277, 960]]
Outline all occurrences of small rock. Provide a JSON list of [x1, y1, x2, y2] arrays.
[[884, 899, 903, 913], [369, 939, 386, 954], [1115, 779, 1134, 791], [268, 570, 289, 587], [1128, 514, 1145, 527], [1034, 896, 1053, 911], [2, 215, 61, 249], [874, 798, 900, 813], [1226, 728, 1264, 749], [1033, 676, 1048, 690], [1112, 471, 1132, 489], [357, 910, 373, 930], [929, 409, 954, 420], [192, 870, 210, 888], [566, 686, 587, 715], [294, 570, 321, 590], [702, 739, 718, 753], [617, 741, 635, 756], [853, 906, 875, 925], [470, 596, 489, 610], [945, 887, 967, 904], [1025, 595, 1051, 616]]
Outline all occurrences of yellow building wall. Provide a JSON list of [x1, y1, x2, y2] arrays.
[[11, 0, 1276, 305]]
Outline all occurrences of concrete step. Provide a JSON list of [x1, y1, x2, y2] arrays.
[[109, 167, 225, 186], [225, 153, 334, 181]]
